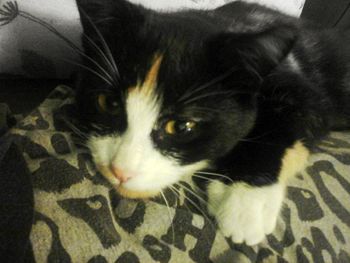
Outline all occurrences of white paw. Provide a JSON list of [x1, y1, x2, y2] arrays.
[[207, 181, 285, 246]]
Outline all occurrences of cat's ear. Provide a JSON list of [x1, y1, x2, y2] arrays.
[[76, 0, 145, 44], [206, 23, 298, 83]]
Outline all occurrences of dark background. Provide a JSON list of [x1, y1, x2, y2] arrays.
[[1, 0, 350, 115]]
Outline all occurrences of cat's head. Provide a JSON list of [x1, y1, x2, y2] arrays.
[[75, 0, 297, 198]]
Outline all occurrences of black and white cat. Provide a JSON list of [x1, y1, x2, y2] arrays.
[[74, 0, 350, 245]]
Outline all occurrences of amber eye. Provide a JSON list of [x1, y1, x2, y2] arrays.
[[97, 93, 119, 115], [164, 120, 197, 135]]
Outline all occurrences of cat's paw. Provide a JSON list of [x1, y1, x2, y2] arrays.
[[207, 181, 285, 246]]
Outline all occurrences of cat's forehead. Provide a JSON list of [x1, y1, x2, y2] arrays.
[[123, 46, 211, 105], [115, 50, 218, 125]]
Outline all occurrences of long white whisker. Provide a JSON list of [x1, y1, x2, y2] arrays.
[[173, 184, 217, 233], [160, 190, 175, 244], [60, 118, 89, 139], [192, 174, 216, 182], [82, 33, 119, 83], [169, 185, 197, 214], [19, 11, 115, 85], [90, 123, 105, 131], [195, 171, 233, 183], [168, 186, 180, 203], [182, 91, 235, 105], [178, 68, 238, 103], [178, 183, 208, 206], [79, 8, 120, 78], [171, 183, 227, 240], [169, 185, 217, 233], [60, 58, 113, 86]]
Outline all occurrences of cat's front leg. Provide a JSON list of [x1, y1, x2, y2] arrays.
[[207, 141, 309, 245], [207, 181, 285, 245]]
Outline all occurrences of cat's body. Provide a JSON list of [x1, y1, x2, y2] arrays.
[[75, 0, 350, 245]]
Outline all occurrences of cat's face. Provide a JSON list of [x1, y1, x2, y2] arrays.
[[75, 0, 296, 198], [78, 51, 256, 198]]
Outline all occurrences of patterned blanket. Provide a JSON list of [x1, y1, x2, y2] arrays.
[[9, 85, 350, 262]]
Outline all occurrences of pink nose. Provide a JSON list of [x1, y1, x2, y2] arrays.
[[110, 166, 135, 183]]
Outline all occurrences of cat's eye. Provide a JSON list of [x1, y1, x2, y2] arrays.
[[164, 120, 197, 135], [96, 93, 119, 115]]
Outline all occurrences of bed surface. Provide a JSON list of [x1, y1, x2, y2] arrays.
[[3, 85, 349, 262]]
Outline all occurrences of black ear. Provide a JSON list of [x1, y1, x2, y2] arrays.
[[76, 0, 144, 32], [76, 0, 145, 54], [206, 23, 298, 82]]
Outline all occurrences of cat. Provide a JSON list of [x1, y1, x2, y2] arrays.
[[74, 0, 350, 245]]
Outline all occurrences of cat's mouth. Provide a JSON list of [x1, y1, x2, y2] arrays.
[[97, 164, 160, 199]]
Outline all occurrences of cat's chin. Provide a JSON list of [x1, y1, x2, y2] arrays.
[[115, 185, 160, 199]]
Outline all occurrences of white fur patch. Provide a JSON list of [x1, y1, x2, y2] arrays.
[[207, 181, 284, 246], [207, 141, 309, 245]]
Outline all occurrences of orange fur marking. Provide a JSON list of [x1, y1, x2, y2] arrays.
[[143, 54, 163, 94], [279, 141, 310, 184], [128, 53, 163, 96]]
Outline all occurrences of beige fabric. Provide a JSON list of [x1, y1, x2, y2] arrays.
[[9, 85, 350, 262]]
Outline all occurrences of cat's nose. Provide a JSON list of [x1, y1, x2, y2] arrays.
[[111, 165, 135, 183]]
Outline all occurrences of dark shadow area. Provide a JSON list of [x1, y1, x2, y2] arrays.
[[0, 79, 72, 115]]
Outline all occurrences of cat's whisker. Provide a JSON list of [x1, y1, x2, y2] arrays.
[[18, 11, 116, 86], [60, 57, 114, 86], [189, 177, 223, 209], [51, 137, 90, 152], [173, 185, 230, 241], [79, 8, 120, 79], [71, 138, 89, 147], [68, 127, 88, 140], [172, 184, 217, 232], [182, 90, 236, 105], [183, 179, 209, 197], [178, 68, 239, 103], [172, 185, 204, 212], [177, 183, 208, 206], [71, 139, 87, 146], [168, 185, 180, 203], [4, 2, 118, 87], [169, 185, 216, 233], [169, 185, 221, 237], [82, 32, 119, 84], [89, 123, 106, 131], [191, 174, 221, 185], [169, 186, 202, 215], [60, 117, 89, 140], [160, 190, 175, 244], [172, 184, 205, 209], [195, 171, 234, 183], [168, 185, 197, 214]]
